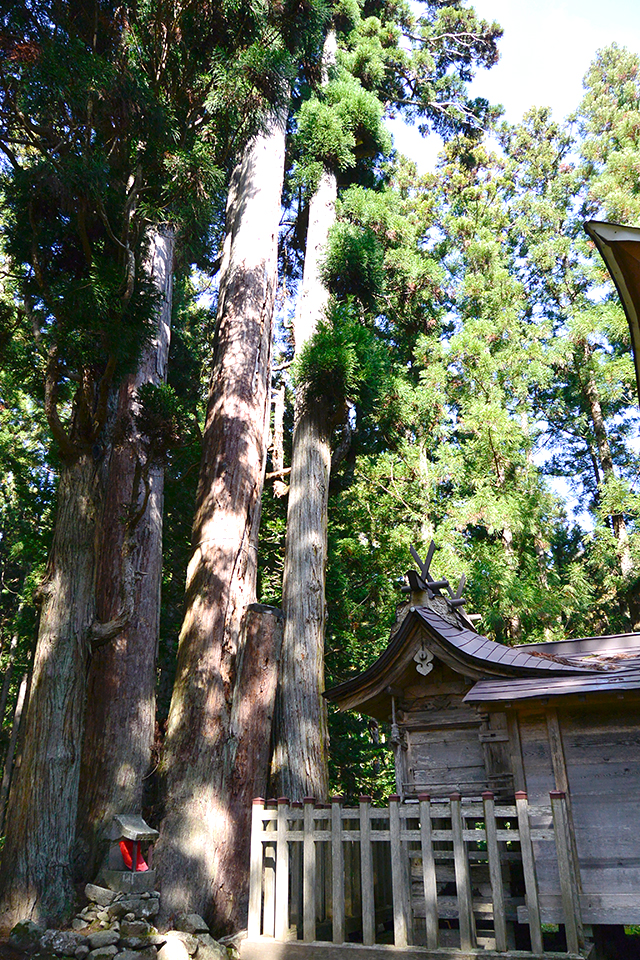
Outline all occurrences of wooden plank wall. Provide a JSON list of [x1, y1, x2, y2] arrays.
[[511, 699, 640, 925], [560, 703, 640, 922], [404, 707, 487, 797]]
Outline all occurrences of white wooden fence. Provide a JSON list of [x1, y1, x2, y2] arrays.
[[244, 790, 586, 959]]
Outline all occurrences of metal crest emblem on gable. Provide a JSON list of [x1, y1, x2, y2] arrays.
[[414, 644, 434, 676]]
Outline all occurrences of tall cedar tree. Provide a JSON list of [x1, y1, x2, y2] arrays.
[[272, 0, 501, 800], [155, 113, 289, 931], [74, 226, 174, 880], [154, 3, 329, 931], [319, 48, 640, 726], [0, 0, 293, 926]]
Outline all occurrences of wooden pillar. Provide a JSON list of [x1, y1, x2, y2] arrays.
[[482, 791, 507, 952], [248, 798, 265, 939], [546, 707, 582, 892], [303, 798, 316, 942], [450, 793, 476, 950], [359, 795, 375, 946], [418, 793, 438, 949], [389, 795, 410, 947], [550, 790, 583, 955], [289, 801, 302, 934], [515, 791, 543, 955], [275, 798, 290, 941], [506, 710, 527, 793], [263, 801, 277, 938], [331, 796, 345, 944]]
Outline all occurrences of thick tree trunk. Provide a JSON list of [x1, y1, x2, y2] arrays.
[[75, 228, 174, 880], [212, 603, 282, 930], [0, 453, 99, 928], [154, 114, 286, 930], [271, 400, 332, 800], [270, 146, 337, 800]]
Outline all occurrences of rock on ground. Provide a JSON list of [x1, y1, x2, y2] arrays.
[[87, 932, 119, 950], [84, 886, 117, 908], [117, 923, 151, 939], [172, 918, 208, 937], [163, 934, 197, 957], [40, 931, 85, 956], [115, 949, 157, 960], [194, 934, 227, 960], [107, 900, 158, 922], [9, 921, 45, 951], [88, 947, 118, 960], [156, 936, 190, 960]]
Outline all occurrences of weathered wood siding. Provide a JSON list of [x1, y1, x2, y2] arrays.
[[561, 701, 640, 921], [505, 699, 640, 924], [398, 662, 487, 798], [406, 720, 486, 797]]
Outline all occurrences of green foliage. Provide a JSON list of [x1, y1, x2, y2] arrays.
[[314, 42, 640, 688], [579, 44, 640, 223], [293, 299, 389, 412], [0, 265, 54, 756], [321, 222, 386, 305], [0, 0, 311, 458], [135, 384, 183, 461], [295, 73, 392, 187]]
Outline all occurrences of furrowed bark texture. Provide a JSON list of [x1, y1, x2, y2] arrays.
[[215, 603, 283, 930], [75, 228, 174, 880], [271, 162, 337, 803], [0, 453, 99, 928], [155, 116, 286, 929]]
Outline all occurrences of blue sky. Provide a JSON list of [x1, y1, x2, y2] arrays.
[[390, 0, 640, 169]]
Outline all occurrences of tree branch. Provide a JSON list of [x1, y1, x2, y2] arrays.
[[44, 346, 77, 461]]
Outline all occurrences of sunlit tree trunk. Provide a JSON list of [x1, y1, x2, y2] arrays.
[[154, 113, 286, 931], [75, 228, 174, 880], [271, 31, 337, 799]]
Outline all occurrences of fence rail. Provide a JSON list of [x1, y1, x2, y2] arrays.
[[245, 790, 584, 958]]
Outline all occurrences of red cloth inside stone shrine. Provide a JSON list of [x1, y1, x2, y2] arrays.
[[119, 839, 149, 871]]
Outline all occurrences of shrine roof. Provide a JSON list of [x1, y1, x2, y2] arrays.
[[585, 219, 640, 398], [324, 604, 605, 720]]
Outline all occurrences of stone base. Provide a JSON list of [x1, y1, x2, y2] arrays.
[[99, 868, 157, 894]]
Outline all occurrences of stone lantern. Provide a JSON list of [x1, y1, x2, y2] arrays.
[[100, 814, 159, 894]]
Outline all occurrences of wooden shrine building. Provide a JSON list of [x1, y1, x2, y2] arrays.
[[241, 226, 640, 959], [325, 547, 640, 935]]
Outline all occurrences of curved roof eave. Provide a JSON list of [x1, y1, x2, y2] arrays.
[[324, 606, 592, 715], [585, 219, 640, 399]]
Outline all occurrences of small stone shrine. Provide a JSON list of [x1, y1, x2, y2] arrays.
[[99, 815, 159, 894]]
